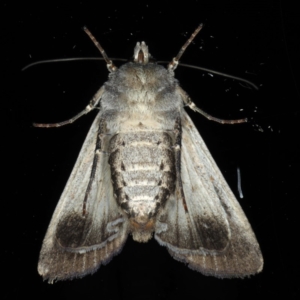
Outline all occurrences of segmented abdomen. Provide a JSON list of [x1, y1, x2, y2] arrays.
[[108, 131, 176, 223]]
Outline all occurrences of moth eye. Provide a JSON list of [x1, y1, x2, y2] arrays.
[[121, 141, 126, 146], [154, 195, 159, 200], [157, 180, 162, 186], [159, 162, 164, 170], [121, 162, 126, 171], [157, 140, 161, 145]]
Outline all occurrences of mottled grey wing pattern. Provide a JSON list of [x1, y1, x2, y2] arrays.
[[155, 111, 263, 278], [38, 113, 129, 282]]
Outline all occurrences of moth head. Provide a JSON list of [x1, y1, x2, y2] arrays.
[[133, 41, 150, 64]]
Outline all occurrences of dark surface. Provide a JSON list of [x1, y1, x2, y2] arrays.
[[3, 1, 299, 299]]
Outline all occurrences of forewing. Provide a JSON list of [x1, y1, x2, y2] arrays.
[[155, 111, 263, 278], [38, 113, 129, 282]]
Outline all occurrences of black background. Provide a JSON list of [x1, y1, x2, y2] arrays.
[[3, 1, 299, 299]]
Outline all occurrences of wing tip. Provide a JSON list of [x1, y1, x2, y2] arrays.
[[168, 247, 263, 279], [37, 233, 128, 283]]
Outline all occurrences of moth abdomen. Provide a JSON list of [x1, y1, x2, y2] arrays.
[[108, 131, 176, 241]]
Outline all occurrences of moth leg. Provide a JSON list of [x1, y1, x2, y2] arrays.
[[168, 24, 203, 71], [82, 118, 107, 215], [178, 86, 247, 124], [174, 117, 188, 212], [83, 27, 117, 72], [34, 86, 105, 128]]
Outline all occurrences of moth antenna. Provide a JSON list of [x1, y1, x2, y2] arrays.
[[22, 57, 127, 72], [168, 24, 203, 71], [177, 63, 259, 90], [157, 61, 259, 90], [83, 26, 117, 72], [23, 58, 258, 91]]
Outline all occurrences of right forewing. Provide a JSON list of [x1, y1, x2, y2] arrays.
[[38, 113, 129, 282], [155, 111, 263, 278]]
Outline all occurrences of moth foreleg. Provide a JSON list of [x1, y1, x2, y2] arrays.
[[174, 117, 188, 212], [168, 24, 203, 71], [34, 86, 105, 128]]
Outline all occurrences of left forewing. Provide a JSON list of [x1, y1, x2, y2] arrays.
[[155, 111, 263, 278], [38, 113, 129, 282]]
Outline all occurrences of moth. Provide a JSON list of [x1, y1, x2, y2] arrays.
[[36, 25, 263, 283]]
